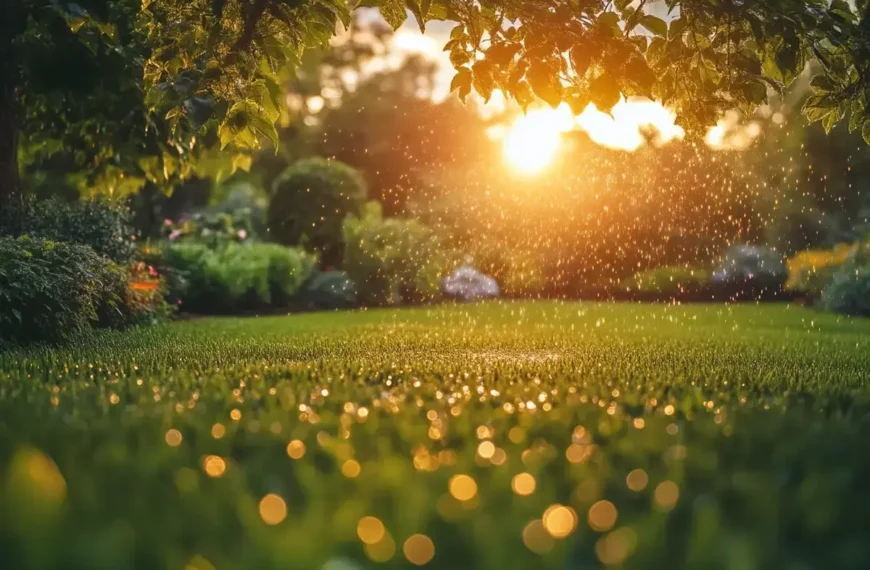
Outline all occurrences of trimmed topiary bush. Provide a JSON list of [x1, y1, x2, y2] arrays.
[[269, 158, 367, 266], [0, 236, 123, 346], [25, 199, 136, 264]]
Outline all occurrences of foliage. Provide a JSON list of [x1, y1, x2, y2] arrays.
[[6, 0, 870, 211], [97, 261, 173, 329], [159, 240, 316, 314], [343, 202, 447, 306], [819, 244, 870, 316], [297, 270, 358, 310], [470, 245, 546, 297], [22, 199, 136, 264], [280, 20, 491, 215], [2, 303, 870, 569], [0, 236, 121, 345], [269, 158, 367, 266], [785, 243, 856, 297], [422, 139, 750, 294], [712, 244, 787, 295], [163, 209, 256, 246], [624, 265, 711, 295], [207, 180, 269, 238], [140, 0, 870, 143]]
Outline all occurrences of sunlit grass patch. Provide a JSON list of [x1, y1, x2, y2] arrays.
[[1, 301, 869, 569]]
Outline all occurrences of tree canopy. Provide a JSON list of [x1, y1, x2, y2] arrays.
[[3, 0, 870, 223]]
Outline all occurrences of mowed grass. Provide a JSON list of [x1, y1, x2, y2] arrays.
[[1, 301, 870, 570]]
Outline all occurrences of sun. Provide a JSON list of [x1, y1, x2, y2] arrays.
[[502, 107, 574, 174], [499, 100, 687, 173]]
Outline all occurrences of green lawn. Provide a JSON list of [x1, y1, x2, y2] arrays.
[[1, 302, 870, 570]]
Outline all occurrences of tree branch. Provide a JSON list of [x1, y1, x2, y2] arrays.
[[232, 0, 269, 53]]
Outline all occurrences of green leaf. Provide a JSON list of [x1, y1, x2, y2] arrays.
[[590, 74, 621, 112], [647, 37, 667, 63], [598, 12, 621, 36], [810, 74, 834, 94], [472, 61, 495, 102], [863, 120, 870, 145], [449, 47, 471, 67], [774, 40, 801, 85], [803, 95, 835, 123], [822, 109, 838, 134], [487, 42, 521, 67], [569, 46, 592, 76], [380, 0, 408, 30], [449, 67, 472, 101], [245, 106, 279, 149], [614, 0, 632, 10], [640, 15, 667, 37], [527, 62, 563, 108], [513, 80, 535, 111], [408, 0, 432, 32], [668, 18, 687, 40]]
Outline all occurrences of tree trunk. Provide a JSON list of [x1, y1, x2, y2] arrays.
[[0, 2, 26, 234], [0, 84, 22, 233]]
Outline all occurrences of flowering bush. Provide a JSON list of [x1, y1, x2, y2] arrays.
[[163, 209, 255, 246], [98, 261, 173, 328], [786, 243, 858, 298]]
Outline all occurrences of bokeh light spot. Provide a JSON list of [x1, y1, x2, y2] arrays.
[[403, 534, 435, 565], [259, 493, 287, 525], [512, 472, 537, 496], [588, 500, 618, 532], [448, 474, 478, 501]]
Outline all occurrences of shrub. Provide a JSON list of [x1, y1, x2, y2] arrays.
[[97, 262, 174, 329], [786, 243, 856, 298], [163, 209, 255, 246], [470, 246, 545, 296], [269, 158, 367, 266], [343, 203, 447, 306], [623, 266, 711, 295], [159, 241, 316, 314], [298, 270, 358, 310], [25, 199, 136, 264], [712, 244, 787, 296], [0, 236, 122, 346], [819, 245, 870, 317], [207, 181, 268, 238]]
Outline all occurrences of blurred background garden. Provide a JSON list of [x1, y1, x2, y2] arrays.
[[3, 12, 870, 342]]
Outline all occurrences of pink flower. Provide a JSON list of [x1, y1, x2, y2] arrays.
[[163, 219, 173, 226], [237, 229, 248, 240], [169, 229, 182, 241]]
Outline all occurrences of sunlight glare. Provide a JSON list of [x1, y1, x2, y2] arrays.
[[501, 99, 687, 173], [503, 106, 574, 174]]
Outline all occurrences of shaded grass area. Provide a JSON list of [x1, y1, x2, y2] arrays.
[[1, 302, 870, 570]]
